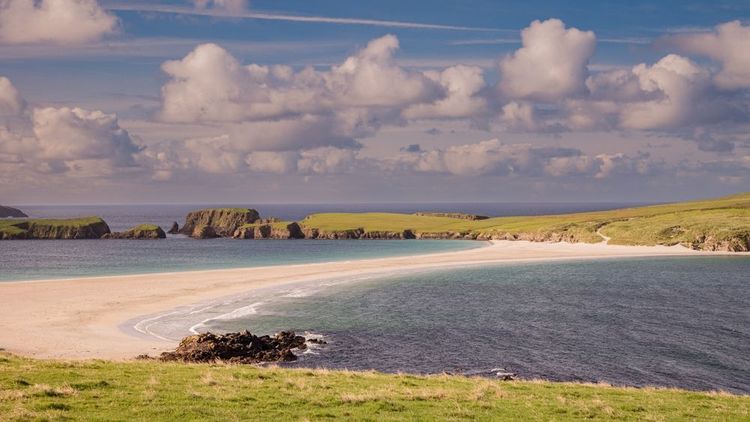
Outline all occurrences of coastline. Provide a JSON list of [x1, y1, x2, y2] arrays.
[[0, 240, 744, 360]]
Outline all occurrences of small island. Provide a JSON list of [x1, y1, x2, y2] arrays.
[[0, 205, 27, 218]]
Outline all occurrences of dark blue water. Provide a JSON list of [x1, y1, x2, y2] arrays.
[[210, 257, 750, 393]]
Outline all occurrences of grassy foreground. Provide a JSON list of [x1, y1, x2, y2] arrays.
[[301, 192, 750, 247], [0, 353, 747, 421]]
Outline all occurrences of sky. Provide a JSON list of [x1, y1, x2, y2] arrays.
[[0, 0, 749, 204]]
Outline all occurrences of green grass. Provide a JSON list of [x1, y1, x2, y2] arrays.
[[129, 224, 160, 231], [300, 192, 750, 247], [0, 353, 747, 421]]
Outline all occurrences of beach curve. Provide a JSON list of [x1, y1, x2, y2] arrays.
[[0, 240, 740, 360]]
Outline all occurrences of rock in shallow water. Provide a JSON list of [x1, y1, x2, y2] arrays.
[[159, 330, 309, 364]]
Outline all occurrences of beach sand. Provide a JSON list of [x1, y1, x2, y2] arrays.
[[0, 240, 733, 360]]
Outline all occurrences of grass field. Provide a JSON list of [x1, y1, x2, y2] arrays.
[[0, 353, 747, 421], [301, 192, 750, 247]]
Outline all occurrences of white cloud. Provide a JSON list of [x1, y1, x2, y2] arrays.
[[0, 76, 24, 116], [0, 0, 117, 45], [402, 65, 488, 120], [661, 21, 750, 90], [388, 138, 656, 179], [194, 0, 248, 14], [618, 54, 711, 130], [498, 19, 596, 101], [0, 78, 141, 178], [159, 36, 439, 125]]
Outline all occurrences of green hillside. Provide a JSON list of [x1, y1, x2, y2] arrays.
[[301, 192, 750, 250], [0, 353, 747, 421]]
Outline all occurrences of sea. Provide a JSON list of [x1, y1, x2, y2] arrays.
[[2, 202, 749, 393]]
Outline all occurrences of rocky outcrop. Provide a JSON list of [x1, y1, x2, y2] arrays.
[[414, 212, 488, 220], [1, 217, 111, 240], [233, 222, 304, 239], [192, 225, 218, 239], [180, 208, 260, 238], [167, 222, 179, 234], [0, 205, 27, 218], [690, 233, 750, 252], [314, 228, 365, 239], [159, 331, 311, 364], [102, 224, 166, 239], [361, 230, 416, 239]]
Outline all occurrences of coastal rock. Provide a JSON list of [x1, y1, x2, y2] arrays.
[[159, 330, 308, 364], [414, 212, 489, 220], [233, 222, 305, 239], [103, 224, 166, 239], [167, 222, 179, 234], [315, 228, 365, 239], [180, 208, 260, 238], [1, 217, 111, 240], [192, 225, 218, 239], [690, 234, 750, 252], [361, 230, 416, 239], [0, 205, 27, 218]]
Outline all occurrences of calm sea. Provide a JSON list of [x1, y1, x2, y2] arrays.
[[1, 202, 640, 281]]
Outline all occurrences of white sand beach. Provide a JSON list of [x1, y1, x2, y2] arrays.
[[0, 240, 735, 360]]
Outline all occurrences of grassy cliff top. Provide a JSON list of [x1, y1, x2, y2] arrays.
[[0, 353, 746, 421], [301, 192, 750, 245], [129, 224, 160, 231], [0, 216, 105, 230]]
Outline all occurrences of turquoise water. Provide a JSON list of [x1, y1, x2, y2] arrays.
[[0, 239, 481, 282], [195, 256, 750, 393]]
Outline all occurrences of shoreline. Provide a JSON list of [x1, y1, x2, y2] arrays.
[[0, 240, 746, 360]]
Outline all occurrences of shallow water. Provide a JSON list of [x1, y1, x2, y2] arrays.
[[203, 257, 750, 393]]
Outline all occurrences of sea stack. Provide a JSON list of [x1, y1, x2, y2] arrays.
[[167, 221, 179, 234], [179, 208, 260, 238]]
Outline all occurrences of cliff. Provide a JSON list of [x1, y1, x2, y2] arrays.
[[0, 205, 27, 218], [233, 222, 304, 239], [0, 217, 111, 240], [413, 212, 488, 220], [103, 224, 166, 239], [179, 208, 260, 238]]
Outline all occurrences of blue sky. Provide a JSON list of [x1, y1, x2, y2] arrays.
[[0, 0, 748, 203]]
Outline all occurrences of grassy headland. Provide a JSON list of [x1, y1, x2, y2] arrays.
[[301, 192, 750, 250], [0, 217, 110, 240], [0, 353, 747, 421]]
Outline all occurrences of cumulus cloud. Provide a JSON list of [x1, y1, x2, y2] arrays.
[[498, 19, 596, 101], [0, 76, 24, 116], [402, 65, 488, 119], [0, 77, 141, 177], [661, 21, 750, 90], [0, 0, 117, 45], [386, 138, 656, 179], [160, 36, 439, 125]]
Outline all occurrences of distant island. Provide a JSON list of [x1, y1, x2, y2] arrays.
[[1, 192, 748, 251], [0, 205, 27, 218]]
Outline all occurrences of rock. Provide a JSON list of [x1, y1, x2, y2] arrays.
[[690, 233, 750, 252], [314, 228, 365, 239], [159, 330, 310, 364], [0, 205, 27, 218], [192, 225, 218, 239], [361, 230, 416, 239], [179, 208, 261, 238], [233, 222, 305, 239], [167, 222, 179, 234], [104, 224, 166, 239], [1, 217, 110, 240], [414, 212, 489, 220]]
